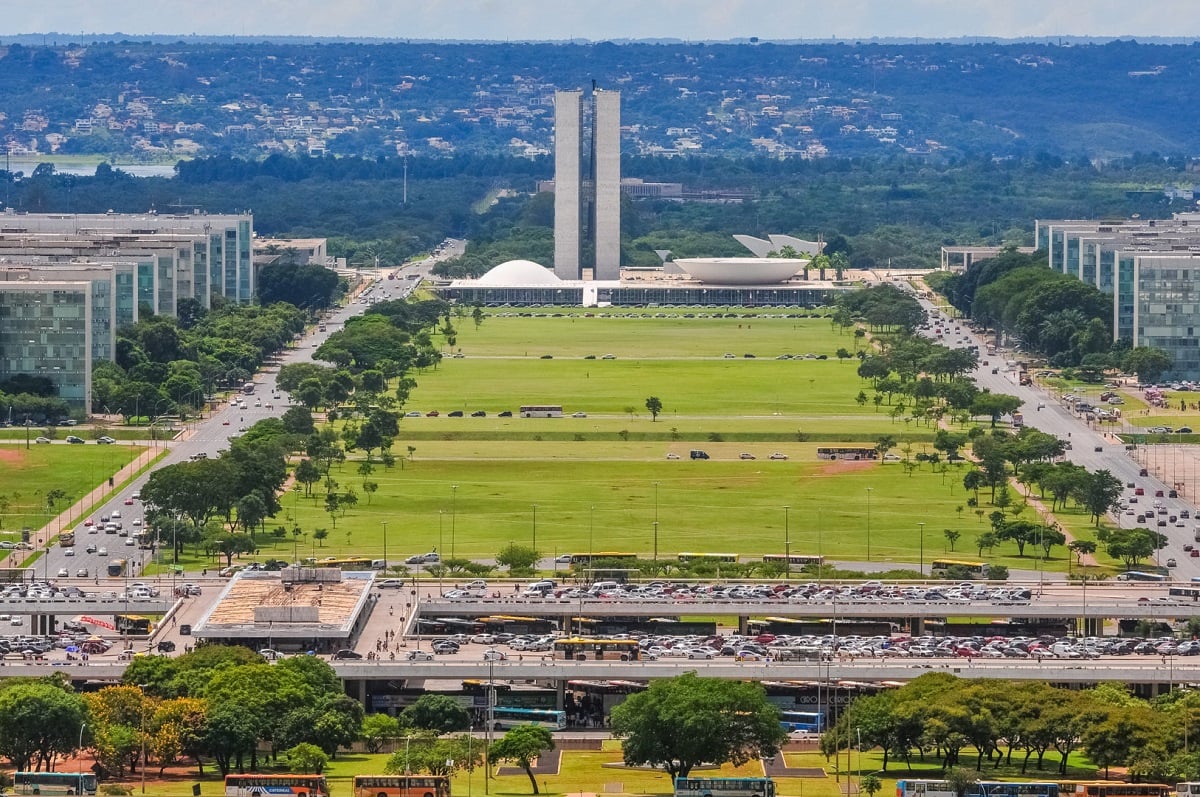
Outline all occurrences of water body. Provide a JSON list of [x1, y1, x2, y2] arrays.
[[5, 159, 178, 178]]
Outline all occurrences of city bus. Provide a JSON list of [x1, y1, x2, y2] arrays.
[[59, 530, 75, 548], [115, 614, 155, 636], [895, 782, 1059, 797], [674, 778, 776, 797], [1121, 571, 1168, 582], [519, 405, 563, 418], [14, 771, 98, 795], [677, 552, 739, 564], [930, 559, 990, 577], [761, 554, 824, 567], [353, 775, 451, 797], [1063, 783, 1170, 797], [554, 637, 642, 661], [225, 774, 329, 796], [569, 552, 638, 568], [816, 447, 879, 461], [241, 382, 256, 395], [490, 706, 567, 731], [107, 559, 127, 577], [779, 710, 825, 733], [305, 556, 374, 570]]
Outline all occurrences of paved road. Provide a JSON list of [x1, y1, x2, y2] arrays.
[[919, 300, 1199, 576], [34, 243, 465, 592]]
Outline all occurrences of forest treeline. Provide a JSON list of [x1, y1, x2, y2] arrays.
[[0, 153, 1190, 272]]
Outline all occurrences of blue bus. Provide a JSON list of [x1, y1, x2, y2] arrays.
[[675, 778, 776, 797], [779, 710, 825, 733], [14, 771, 98, 795], [490, 706, 567, 731]]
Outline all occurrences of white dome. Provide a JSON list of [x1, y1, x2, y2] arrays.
[[476, 259, 561, 285], [674, 257, 809, 285]]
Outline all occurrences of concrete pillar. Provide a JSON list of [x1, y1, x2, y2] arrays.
[[738, 615, 749, 635], [911, 617, 924, 636], [357, 679, 367, 708], [1083, 617, 1103, 637], [556, 679, 566, 711]]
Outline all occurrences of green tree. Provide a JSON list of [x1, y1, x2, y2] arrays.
[[286, 742, 329, 774], [610, 672, 787, 780], [402, 694, 471, 734], [496, 543, 540, 574], [0, 682, 89, 773], [361, 713, 402, 754], [488, 725, 555, 794], [860, 774, 882, 797], [1123, 347, 1174, 384], [645, 396, 663, 421]]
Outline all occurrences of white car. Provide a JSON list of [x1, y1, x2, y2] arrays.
[[769, 452, 789, 460], [483, 649, 508, 662], [666, 453, 681, 460], [63, 548, 74, 556], [97, 548, 108, 556], [407, 650, 434, 661]]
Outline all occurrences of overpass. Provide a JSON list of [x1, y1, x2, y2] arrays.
[[0, 596, 178, 634], [19, 655, 1200, 694]]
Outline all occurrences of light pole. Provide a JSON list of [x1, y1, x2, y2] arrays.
[[78, 722, 87, 785], [589, 505, 595, 565], [653, 481, 659, 528], [918, 522, 926, 576], [783, 505, 791, 580], [138, 684, 148, 795], [381, 520, 388, 571], [438, 510, 444, 559], [531, 504, 537, 552], [652, 520, 659, 562], [451, 485, 458, 559], [865, 487, 873, 561]]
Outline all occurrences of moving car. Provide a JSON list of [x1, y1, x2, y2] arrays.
[[769, 452, 789, 460], [333, 649, 363, 660], [407, 650, 434, 661]]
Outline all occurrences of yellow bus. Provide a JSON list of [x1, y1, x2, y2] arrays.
[[305, 556, 374, 570], [677, 552, 738, 563], [929, 559, 990, 577]]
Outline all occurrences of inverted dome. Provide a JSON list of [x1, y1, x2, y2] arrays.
[[476, 259, 562, 285], [674, 257, 809, 285]]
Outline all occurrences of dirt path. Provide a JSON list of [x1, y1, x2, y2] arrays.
[[1009, 477, 1100, 567]]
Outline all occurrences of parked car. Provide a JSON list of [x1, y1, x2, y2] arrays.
[[332, 649, 363, 660]]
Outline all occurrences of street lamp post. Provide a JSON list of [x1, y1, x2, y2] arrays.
[[865, 487, 873, 561], [652, 521, 659, 562], [451, 485, 458, 559], [78, 722, 87, 785], [381, 520, 388, 572], [783, 505, 791, 580], [918, 522, 926, 576], [531, 504, 537, 552]]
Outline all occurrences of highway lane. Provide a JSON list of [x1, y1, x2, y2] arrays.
[[38, 245, 463, 590], [918, 300, 1200, 577]]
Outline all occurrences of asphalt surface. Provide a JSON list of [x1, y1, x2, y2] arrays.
[[34, 241, 466, 590], [917, 296, 1200, 577]]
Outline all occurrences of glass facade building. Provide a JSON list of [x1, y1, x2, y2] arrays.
[[1035, 213, 1200, 379], [0, 282, 93, 407]]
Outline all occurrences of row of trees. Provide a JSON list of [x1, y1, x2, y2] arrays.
[[91, 302, 307, 417], [934, 249, 1173, 378], [826, 673, 1200, 781]]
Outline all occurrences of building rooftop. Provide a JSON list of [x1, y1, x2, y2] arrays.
[[193, 569, 375, 641]]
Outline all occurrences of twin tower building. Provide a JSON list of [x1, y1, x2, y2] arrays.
[[553, 88, 621, 281]]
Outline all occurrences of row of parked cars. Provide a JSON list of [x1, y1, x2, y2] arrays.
[[507, 580, 1034, 606]]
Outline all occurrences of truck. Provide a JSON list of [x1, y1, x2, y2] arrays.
[[1011, 412, 1025, 428]]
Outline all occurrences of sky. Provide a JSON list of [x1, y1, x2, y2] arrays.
[[6, 0, 1200, 41]]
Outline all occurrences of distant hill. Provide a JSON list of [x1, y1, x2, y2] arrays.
[[2, 39, 1199, 163]]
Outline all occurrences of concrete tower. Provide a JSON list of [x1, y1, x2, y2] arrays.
[[591, 89, 622, 280], [553, 87, 621, 280], [553, 90, 582, 279]]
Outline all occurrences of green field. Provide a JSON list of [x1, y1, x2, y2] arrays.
[[0, 444, 143, 532], [100, 743, 1102, 797], [200, 313, 1093, 575]]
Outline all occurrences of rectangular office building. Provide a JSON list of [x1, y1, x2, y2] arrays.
[[0, 281, 95, 407]]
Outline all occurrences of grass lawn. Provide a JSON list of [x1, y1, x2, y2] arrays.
[[408, 357, 876, 421], [0, 444, 143, 532], [99, 743, 1103, 797], [277, 443, 1085, 573]]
